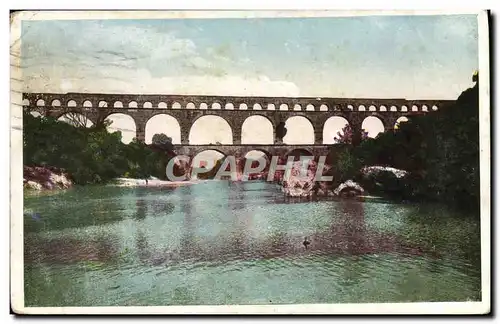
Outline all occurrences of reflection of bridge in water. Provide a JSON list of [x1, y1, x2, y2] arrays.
[[24, 187, 437, 267], [23, 92, 455, 159]]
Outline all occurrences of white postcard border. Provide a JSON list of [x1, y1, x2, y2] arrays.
[[9, 9, 491, 315]]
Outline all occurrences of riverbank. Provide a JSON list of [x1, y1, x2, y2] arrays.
[[111, 177, 203, 188], [24, 166, 73, 191], [23, 165, 203, 192]]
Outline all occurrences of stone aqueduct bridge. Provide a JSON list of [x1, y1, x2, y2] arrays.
[[23, 92, 454, 159]]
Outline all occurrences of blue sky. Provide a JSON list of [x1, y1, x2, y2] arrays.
[[19, 14, 480, 147], [21, 14, 478, 99]]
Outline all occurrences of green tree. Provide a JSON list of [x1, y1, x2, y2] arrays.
[[335, 71, 480, 212]]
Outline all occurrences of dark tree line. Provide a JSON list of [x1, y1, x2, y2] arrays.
[[23, 112, 176, 184], [330, 73, 480, 212]]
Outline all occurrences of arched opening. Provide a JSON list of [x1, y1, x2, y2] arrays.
[[239, 103, 248, 110], [369, 105, 376, 112], [245, 150, 270, 161], [158, 102, 167, 109], [186, 102, 195, 109], [390, 106, 397, 112], [172, 102, 181, 109], [51, 99, 61, 107], [191, 150, 226, 179], [362, 116, 384, 138], [306, 104, 315, 111], [279, 104, 288, 111], [98, 101, 108, 108], [432, 105, 438, 111], [225, 103, 234, 110], [129, 101, 138, 108], [145, 114, 181, 144], [241, 116, 274, 144], [401, 105, 408, 112], [253, 103, 262, 110], [36, 99, 45, 106], [143, 102, 153, 108], [358, 105, 366, 111], [244, 150, 271, 179], [394, 116, 409, 130], [293, 104, 302, 111], [67, 100, 77, 107], [323, 116, 350, 144], [114, 101, 123, 108], [58, 113, 94, 128], [189, 116, 233, 145], [22, 99, 30, 106], [104, 113, 136, 144], [285, 148, 314, 162], [347, 105, 354, 111], [380, 105, 387, 112], [83, 100, 92, 107], [212, 102, 221, 110], [267, 104, 276, 110], [283, 116, 314, 144], [411, 105, 418, 112], [200, 103, 208, 110], [320, 104, 328, 111], [166, 155, 192, 181], [422, 105, 428, 112]]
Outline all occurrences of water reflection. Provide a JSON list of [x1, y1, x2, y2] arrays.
[[135, 229, 151, 261], [24, 186, 127, 233], [180, 185, 196, 257], [133, 188, 176, 221], [25, 233, 121, 265], [23, 190, 445, 267], [24, 182, 481, 305], [134, 189, 147, 221], [122, 196, 436, 267]]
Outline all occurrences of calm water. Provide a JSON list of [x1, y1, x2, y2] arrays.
[[24, 181, 481, 306]]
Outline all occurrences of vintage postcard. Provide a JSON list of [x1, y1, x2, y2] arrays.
[[10, 10, 490, 315]]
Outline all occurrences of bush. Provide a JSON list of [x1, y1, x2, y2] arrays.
[[327, 77, 480, 212], [23, 113, 175, 185]]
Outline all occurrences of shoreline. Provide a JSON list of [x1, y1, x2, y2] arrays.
[[111, 177, 204, 188]]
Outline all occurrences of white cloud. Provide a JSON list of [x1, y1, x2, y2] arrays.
[[24, 66, 301, 97], [22, 22, 301, 97]]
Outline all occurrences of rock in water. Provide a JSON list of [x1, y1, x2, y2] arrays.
[[361, 166, 408, 179], [333, 180, 365, 197], [281, 160, 318, 197], [23, 166, 72, 190], [359, 165, 409, 197], [24, 180, 43, 191]]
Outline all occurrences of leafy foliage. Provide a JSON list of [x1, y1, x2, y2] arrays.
[[332, 78, 480, 212], [23, 113, 175, 184], [151, 133, 174, 152], [334, 124, 369, 144]]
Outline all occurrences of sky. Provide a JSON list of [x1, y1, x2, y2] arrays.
[[20, 14, 479, 159]]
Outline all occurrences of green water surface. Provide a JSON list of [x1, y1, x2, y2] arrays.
[[24, 181, 481, 306]]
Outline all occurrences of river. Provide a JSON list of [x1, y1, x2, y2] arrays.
[[23, 181, 481, 306]]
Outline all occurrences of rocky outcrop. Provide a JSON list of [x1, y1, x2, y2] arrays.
[[333, 180, 365, 197], [361, 166, 408, 179], [280, 160, 318, 197], [315, 181, 336, 197], [279, 160, 367, 198], [23, 166, 72, 191], [359, 165, 410, 198]]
